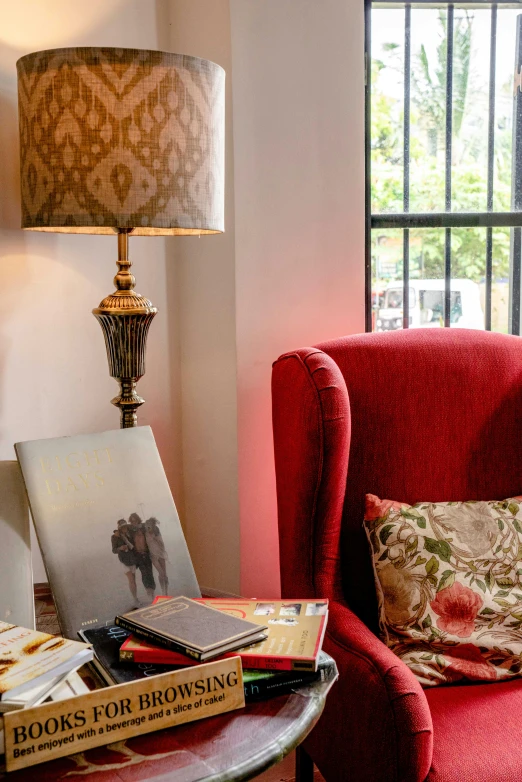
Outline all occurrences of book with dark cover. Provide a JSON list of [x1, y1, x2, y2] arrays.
[[120, 598, 329, 671], [115, 596, 267, 661], [79, 625, 176, 686], [0, 622, 92, 707], [81, 626, 336, 702], [15, 427, 200, 640], [242, 652, 337, 701]]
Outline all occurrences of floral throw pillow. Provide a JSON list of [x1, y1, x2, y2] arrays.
[[364, 493, 522, 687]]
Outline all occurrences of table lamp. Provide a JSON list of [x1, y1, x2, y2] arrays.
[[17, 47, 224, 427]]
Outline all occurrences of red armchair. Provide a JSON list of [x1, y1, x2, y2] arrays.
[[272, 328, 522, 782]]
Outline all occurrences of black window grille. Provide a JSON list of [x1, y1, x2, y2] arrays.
[[365, 1, 522, 335]]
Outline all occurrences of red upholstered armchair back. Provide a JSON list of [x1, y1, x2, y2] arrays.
[[272, 329, 522, 631]]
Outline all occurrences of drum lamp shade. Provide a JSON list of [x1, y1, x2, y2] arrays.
[[16, 47, 225, 235]]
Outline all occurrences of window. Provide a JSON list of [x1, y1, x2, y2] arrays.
[[365, 1, 522, 335]]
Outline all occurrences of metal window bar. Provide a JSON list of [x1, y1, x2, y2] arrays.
[[444, 5, 454, 327], [365, 0, 373, 333], [403, 4, 411, 329], [367, 2, 522, 334], [485, 5, 497, 330], [372, 212, 522, 227], [374, 2, 522, 6], [510, 15, 522, 334]]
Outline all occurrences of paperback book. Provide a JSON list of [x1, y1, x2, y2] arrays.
[[115, 596, 267, 661], [120, 598, 329, 671], [15, 427, 200, 640], [79, 625, 177, 686], [0, 622, 92, 710], [0, 671, 90, 756]]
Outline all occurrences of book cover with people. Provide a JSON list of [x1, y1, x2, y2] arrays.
[[15, 427, 200, 640]]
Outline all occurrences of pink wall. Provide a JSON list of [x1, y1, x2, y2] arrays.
[[230, 0, 366, 596]]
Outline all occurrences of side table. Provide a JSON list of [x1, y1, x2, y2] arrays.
[[0, 586, 336, 781]]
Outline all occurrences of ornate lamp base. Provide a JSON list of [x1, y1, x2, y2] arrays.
[[93, 230, 157, 428]]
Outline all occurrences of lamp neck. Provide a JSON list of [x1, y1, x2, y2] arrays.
[[115, 229, 135, 291]]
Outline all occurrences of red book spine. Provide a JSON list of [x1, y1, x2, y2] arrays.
[[120, 638, 316, 671]]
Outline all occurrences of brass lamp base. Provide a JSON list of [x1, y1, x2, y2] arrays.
[[93, 230, 157, 428]]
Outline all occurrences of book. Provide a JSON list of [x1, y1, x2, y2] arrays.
[[48, 669, 91, 701], [0, 622, 92, 709], [0, 462, 34, 630], [15, 426, 200, 640], [79, 625, 178, 686], [242, 651, 336, 700], [0, 671, 72, 713], [80, 624, 335, 703], [0, 671, 90, 756], [120, 598, 329, 671], [115, 596, 268, 662]]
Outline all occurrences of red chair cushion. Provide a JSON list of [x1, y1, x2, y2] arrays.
[[426, 678, 522, 781]]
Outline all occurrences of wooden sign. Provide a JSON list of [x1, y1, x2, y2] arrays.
[[4, 656, 244, 772]]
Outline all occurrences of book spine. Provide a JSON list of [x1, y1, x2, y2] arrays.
[[114, 617, 202, 662], [244, 673, 316, 700], [243, 659, 336, 701], [119, 641, 317, 672], [120, 646, 190, 666], [236, 655, 317, 672]]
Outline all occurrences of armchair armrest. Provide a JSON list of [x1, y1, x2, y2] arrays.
[[307, 600, 433, 782]]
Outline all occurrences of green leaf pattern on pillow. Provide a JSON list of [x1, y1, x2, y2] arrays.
[[364, 493, 522, 687]]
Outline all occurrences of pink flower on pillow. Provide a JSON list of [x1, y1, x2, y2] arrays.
[[365, 494, 405, 521], [430, 582, 483, 637], [443, 644, 497, 681]]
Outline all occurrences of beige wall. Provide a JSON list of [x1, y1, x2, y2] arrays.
[[0, 0, 184, 582], [1, 0, 365, 595], [230, 0, 366, 594], [165, 0, 240, 594]]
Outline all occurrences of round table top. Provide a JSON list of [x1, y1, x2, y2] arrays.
[[0, 676, 332, 782]]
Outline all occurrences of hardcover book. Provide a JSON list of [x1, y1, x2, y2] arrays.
[[80, 625, 336, 702], [15, 427, 200, 640], [79, 625, 178, 686], [115, 596, 267, 661], [120, 598, 329, 671], [0, 462, 34, 629], [242, 651, 336, 700], [0, 622, 92, 708]]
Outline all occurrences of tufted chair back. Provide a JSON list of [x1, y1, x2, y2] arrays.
[[272, 329, 522, 630]]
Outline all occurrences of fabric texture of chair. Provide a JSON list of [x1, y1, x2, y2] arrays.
[[271, 328, 522, 782]]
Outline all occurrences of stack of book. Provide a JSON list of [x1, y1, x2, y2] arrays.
[[12, 427, 337, 720], [0, 622, 93, 753], [81, 596, 334, 701]]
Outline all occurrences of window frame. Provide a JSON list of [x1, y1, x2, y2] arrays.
[[365, 0, 522, 333]]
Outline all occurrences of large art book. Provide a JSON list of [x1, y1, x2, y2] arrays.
[[15, 427, 200, 640], [0, 462, 34, 629]]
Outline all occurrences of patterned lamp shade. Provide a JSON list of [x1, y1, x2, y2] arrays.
[[16, 47, 225, 235]]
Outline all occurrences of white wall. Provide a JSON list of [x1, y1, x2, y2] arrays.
[[0, 0, 184, 582], [230, 0, 366, 594]]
